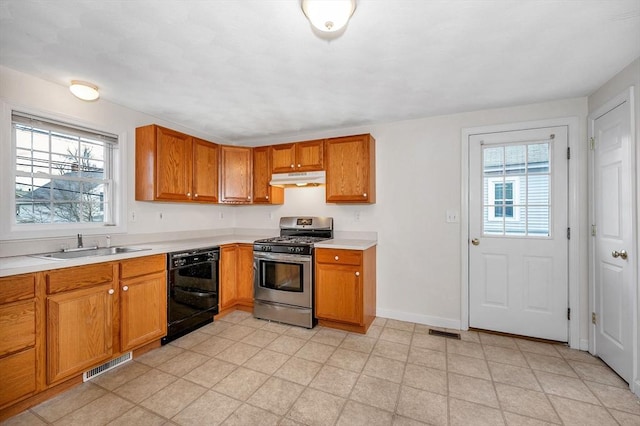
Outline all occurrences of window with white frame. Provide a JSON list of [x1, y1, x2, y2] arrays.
[[12, 112, 118, 226]]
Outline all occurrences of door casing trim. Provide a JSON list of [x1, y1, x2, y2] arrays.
[[461, 117, 582, 349]]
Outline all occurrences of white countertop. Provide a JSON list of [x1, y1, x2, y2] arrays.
[[0, 235, 377, 277]]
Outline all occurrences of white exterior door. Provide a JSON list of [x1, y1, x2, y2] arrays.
[[590, 92, 636, 384], [469, 126, 569, 341]]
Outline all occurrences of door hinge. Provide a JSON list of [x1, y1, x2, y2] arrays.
[[589, 137, 595, 150], [567, 147, 571, 160], [567, 308, 571, 320], [567, 227, 571, 240], [592, 312, 597, 325], [591, 224, 597, 236]]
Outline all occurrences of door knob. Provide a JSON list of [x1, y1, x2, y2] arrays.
[[471, 238, 480, 246], [612, 250, 628, 260]]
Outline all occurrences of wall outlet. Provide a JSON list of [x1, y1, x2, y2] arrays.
[[446, 209, 459, 223], [130, 211, 136, 222], [354, 211, 361, 222], [158, 212, 163, 220], [219, 212, 224, 219]]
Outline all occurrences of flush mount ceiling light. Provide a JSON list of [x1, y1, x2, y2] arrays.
[[301, 0, 356, 37], [69, 80, 99, 101]]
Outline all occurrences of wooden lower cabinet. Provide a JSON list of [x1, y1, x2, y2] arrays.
[[315, 246, 376, 333], [219, 244, 254, 315]]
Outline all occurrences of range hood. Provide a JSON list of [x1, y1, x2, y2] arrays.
[[270, 170, 326, 187]]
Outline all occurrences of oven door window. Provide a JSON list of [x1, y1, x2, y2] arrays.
[[261, 261, 303, 292]]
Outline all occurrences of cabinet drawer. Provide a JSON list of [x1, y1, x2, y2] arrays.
[[46, 262, 114, 294], [0, 347, 36, 407], [316, 249, 362, 266], [120, 254, 166, 279], [0, 300, 36, 356], [0, 274, 35, 304]]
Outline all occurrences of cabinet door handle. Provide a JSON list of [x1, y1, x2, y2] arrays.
[[363, 193, 367, 197], [194, 193, 199, 198], [266, 195, 269, 200], [122, 286, 129, 291], [187, 192, 191, 196], [108, 289, 115, 295], [355, 272, 360, 277], [297, 164, 301, 168], [334, 256, 339, 261], [290, 164, 295, 168]]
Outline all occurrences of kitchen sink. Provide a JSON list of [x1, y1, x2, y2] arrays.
[[31, 246, 150, 260]]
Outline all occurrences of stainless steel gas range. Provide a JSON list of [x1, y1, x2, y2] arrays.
[[253, 217, 333, 328]]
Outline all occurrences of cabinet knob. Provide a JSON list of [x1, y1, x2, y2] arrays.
[[266, 195, 269, 199], [363, 193, 367, 197], [194, 193, 199, 198], [122, 286, 129, 292], [297, 164, 301, 168], [108, 289, 115, 295], [334, 256, 339, 261], [355, 272, 360, 277], [187, 192, 191, 196], [290, 164, 294, 168]]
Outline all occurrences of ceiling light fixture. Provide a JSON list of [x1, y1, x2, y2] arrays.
[[301, 0, 356, 37], [69, 80, 100, 101]]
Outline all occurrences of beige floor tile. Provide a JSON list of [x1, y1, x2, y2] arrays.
[[412, 323, 431, 335], [379, 327, 413, 345], [339, 334, 377, 353], [247, 377, 305, 415], [218, 324, 256, 341], [384, 319, 415, 332], [266, 335, 307, 355], [113, 368, 177, 403], [555, 346, 602, 365], [310, 364, 359, 397], [140, 378, 207, 419], [372, 339, 410, 362], [407, 346, 447, 370], [107, 406, 166, 426], [287, 387, 345, 426], [171, 390, 241, 426], [240, 329, 279, 348], [449, 398, 505, 426], [609, 408, 640, 425], [326, 348, 369, 372], [483, 344, 528, 367], [396, 385, 447, 426], [411, 333, 446, 352], [363, 355, 406, 383], [392, 416, 430, 425], [585, 381, 640, 415], [156, 350, 209, 376], [169, 330, 210, 349], [372, 317, 387, 327], [365, 325, 383, 338], [402, 363, 447, 395], [283, 325, 317, 340], [238, 316, 268, 329], [311, 328, 347, 346], [502, 412, 559, 425], [242, 348, 290, 375], [523, 351, 578, 377], [495, 383, 561, 424], [478, 333, 518, 349], [198, 320, 233, 335], [448, 372, 499, 408], [220, 404, 280, 426], [52, 394, 133, 425], [2, 410, 47, 426], [215, 342, 261, 365], [213, 367, 268, 400], [190, 335, 235, 357], [90, 360, 151, 391], [447, 353, 491, 380], [31, 382, 106, 422], [279, 419, 306, 426], [534, 370, 599, 404], [488, 361, 542, 391], [547, 394, 618, 426], [569, 360, 629, 388], [515, 340, 562, 357], [219, 310, 252, 323], [459, 330, 481, 343], [135, 344, 184, 367], [295, 340, 336, 363], [261, 321, 291, 334], [274, 356, 322, 385], [446, 339, 485, 359], [350, 374, 401, 412], [336, 400, 393, 426], [182, 357, 237, 388]]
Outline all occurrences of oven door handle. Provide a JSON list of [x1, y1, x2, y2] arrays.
[[253, 252, 312, 263]]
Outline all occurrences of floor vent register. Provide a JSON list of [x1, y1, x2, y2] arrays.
[[428, 329, 461, 340], [83, 352, 132, 382]]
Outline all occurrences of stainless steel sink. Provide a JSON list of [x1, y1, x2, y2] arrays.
[[31, 246, 150, 260]]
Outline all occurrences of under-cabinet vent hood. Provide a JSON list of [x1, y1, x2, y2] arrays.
[[270, 170, 326, 187]]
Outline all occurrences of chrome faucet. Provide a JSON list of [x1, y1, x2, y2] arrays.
[[77, 233, 83, 248]]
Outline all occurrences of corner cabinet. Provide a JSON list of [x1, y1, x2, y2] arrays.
[[135, 124, 219, 203], [253, 146, 283, 204], [315, 246, 376, 334], [271, 139, 324, 173], [325, 134, 376, 203], [219, 145, 253, 204]]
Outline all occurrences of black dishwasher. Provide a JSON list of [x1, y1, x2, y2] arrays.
[[163, 247, 219, 344]]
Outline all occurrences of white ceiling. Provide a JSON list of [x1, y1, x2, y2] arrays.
[[1, 1, 639, 144]]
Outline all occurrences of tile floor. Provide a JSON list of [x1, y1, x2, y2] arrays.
[[3, 311, 640, 426]]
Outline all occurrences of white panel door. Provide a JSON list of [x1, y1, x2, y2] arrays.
[[592, 97, 635, 383], [469, 126, 569, 341]]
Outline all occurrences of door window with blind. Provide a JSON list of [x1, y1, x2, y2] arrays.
[[12, 112, 118, 226]]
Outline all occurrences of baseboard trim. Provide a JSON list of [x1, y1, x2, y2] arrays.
[[376, 308, 461, 330]]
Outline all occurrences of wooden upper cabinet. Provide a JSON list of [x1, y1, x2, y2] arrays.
[[219, 145, 252, 204], [325, 134, 376, 204], [135, 125, 219, 203], [253, 146, 283, 205], [271, 139, 324, 173]]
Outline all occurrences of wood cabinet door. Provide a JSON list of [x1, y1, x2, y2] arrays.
[[253, 146, 283, 204], [296, 139, 324, 171], [192, 138, 219, 203], [220, 146, 252, 203], [219, 245, 238, 310], [0, 348, 37, 407], [315, 263, 362, 325], [156, 127, 193, 201], [46, 284, 115, 384], [236, 244, 255, 305], [325, 134, 375, 203], [271, 143, 296, 173], [120, 271, 167, 352]]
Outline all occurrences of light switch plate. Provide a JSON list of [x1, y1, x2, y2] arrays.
[[446, 209, 459, 223]]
